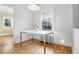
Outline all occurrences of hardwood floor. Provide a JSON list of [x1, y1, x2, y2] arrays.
[[13, 39, 54, 54], [13, 39, 72, 54], [0, 35, 72, 54], [0, 35, 14, 53]]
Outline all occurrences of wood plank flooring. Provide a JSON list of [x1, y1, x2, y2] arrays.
[[0, 35, 72, 54], [0, 35, 14, 53]]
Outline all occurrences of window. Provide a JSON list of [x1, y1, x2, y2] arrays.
[[41, 8, 55, 31]]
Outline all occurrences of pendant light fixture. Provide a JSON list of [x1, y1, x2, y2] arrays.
[[28, 4, 40, 11]]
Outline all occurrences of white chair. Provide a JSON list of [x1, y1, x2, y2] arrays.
[[40, 33, 54, 43], [47, 34, 54, 43]]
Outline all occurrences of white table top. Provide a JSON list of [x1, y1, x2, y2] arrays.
[[21, 30, 53, 35]]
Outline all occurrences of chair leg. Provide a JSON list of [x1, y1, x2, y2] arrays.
[[50, 36, 51, 43]]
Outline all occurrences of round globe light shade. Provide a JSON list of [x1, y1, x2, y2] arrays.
[[28, 4, 40, 11]]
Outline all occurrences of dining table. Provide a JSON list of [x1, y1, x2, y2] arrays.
[[20, 30, 53, 54]]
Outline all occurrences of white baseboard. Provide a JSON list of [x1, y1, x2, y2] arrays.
[[0, 33, 12, 36]]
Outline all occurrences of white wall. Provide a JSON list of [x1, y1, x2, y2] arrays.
[[4, 4, 33, 43], [32, 4, 73, 47], [73, 29, 79, 54], [0, 5, 13, 14], [73, 4, 79, 54], [73, 4, 79, 28], [55, 4, 73, 47]]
